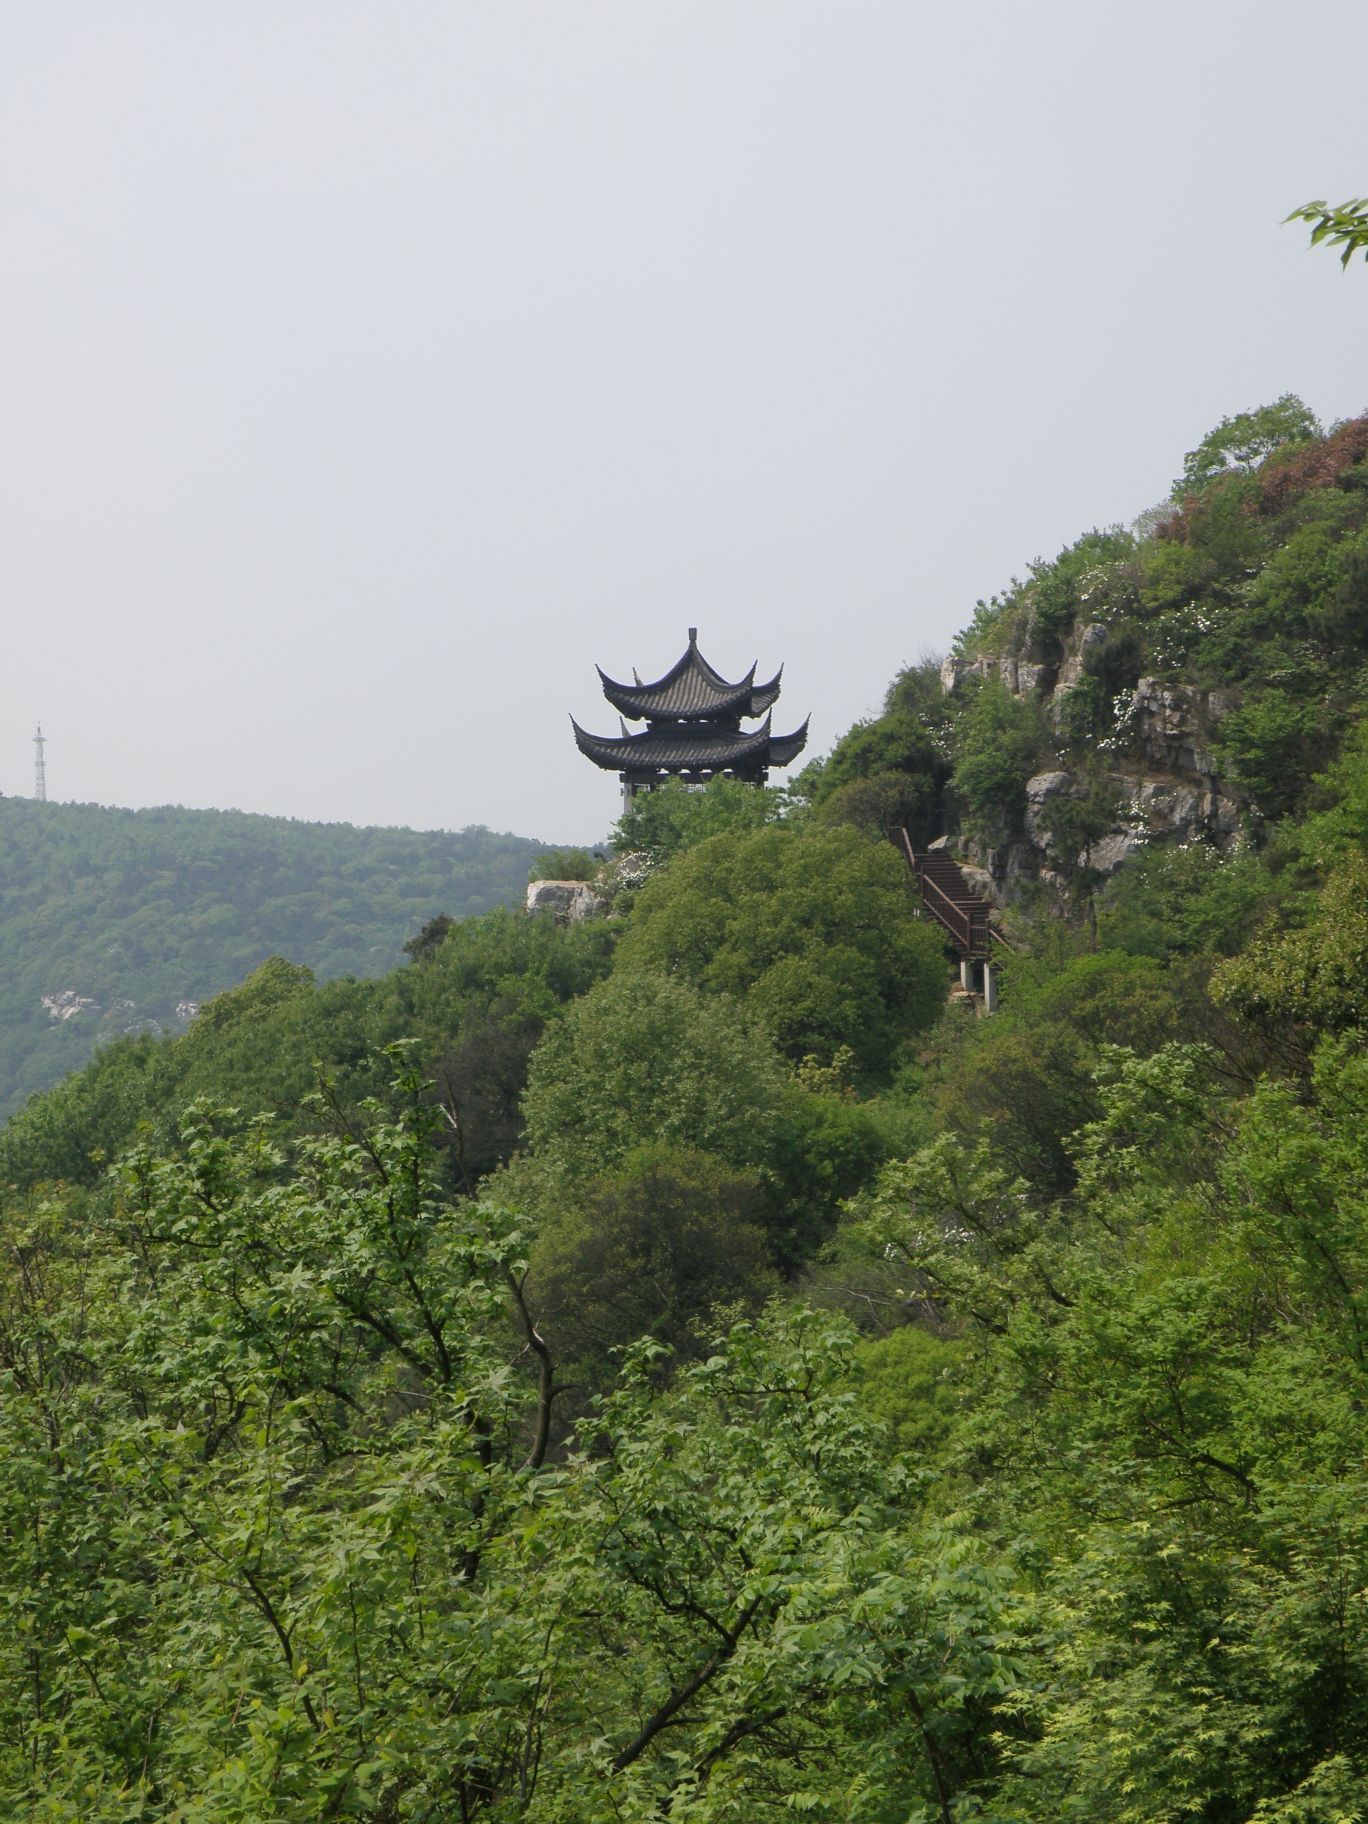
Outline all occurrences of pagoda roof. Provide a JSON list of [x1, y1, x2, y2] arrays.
[[571, 711, 810, 775], [597, 629, 784, 722]]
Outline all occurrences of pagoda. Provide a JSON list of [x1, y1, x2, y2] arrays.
[[572, 629, 809, 806]]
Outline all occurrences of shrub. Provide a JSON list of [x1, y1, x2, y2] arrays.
[[530, 847, 598, 882], [949, 680, 1053, 834]]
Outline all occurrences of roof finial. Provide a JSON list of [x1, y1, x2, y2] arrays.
[[688, 626, 697, 644]]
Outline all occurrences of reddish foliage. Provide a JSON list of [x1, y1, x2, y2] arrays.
[[1155, 412, 1368, 544], [1254, 412, 1368, 516], [1154, 472, 1243, 544]]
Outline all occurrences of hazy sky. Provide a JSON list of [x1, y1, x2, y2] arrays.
[[3, 2, 1365, 844]]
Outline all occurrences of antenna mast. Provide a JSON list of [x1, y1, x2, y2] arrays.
[[33, 725, 46, 802]]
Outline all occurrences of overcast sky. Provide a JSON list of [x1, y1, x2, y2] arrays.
[[2, 2, 1365, 844]]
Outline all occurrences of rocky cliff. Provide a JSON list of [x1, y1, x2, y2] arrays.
[[941, 624, 1244, 900]]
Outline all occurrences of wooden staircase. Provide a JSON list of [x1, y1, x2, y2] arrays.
[[891, 827, 1010, 959]]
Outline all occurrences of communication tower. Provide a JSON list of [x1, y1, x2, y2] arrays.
[[33, 725, 46, 802]]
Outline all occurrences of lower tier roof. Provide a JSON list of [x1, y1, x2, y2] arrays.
[[571, 712, 809, 774]]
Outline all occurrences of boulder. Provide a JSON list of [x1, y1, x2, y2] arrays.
[[959, 863, 996, 898], [1132, 779, 1201, 833], [1025, 769, 1076, 802], [526, 880, 605, 922]]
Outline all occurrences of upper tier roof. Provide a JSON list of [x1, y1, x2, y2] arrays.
[[597, 628, 783, 722], [571, 711, 810, 775]]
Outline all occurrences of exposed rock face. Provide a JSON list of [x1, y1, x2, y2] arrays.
[[1022, 770, 1075, 849], [1127, 677, 1231, 780], [1132, 775, 1239, 839], [40, 988, 201, 1036], [526, 880, 605, 922], [976, 764, 1241, 889], [943, 620, 1247, 901], [1054, 622, 1110, 691], [42, 989, 98, 1022], [941, 652, 1055, 697], [1088, 831, 1148, 873]]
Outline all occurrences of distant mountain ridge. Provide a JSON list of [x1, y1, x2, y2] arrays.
[[0, 796, 554, 1119]]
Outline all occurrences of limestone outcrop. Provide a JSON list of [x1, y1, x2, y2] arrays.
[[526, 880, 605, 922], [943, 619, 1247, 899]]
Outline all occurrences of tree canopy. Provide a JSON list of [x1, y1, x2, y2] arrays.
[[614, 823, 948, 1079], [0, 798, 554, 1118]]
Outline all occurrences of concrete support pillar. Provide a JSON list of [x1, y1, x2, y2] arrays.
[[982, 960, 998, 1014], [960, 956, 975, 993]]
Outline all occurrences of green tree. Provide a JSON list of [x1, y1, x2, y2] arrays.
[[1176, 394, 1321, 496], [540, 1305, 1020, 1820], [1098, 841, 1273, 959], [798, 658, 950, 846], [402, 910, 454, 960], [853, 1322, 965, 1460], [1211, 691, 1331, 819], [1022, 527, 1137, 663], [928, 949, 1188, 1192], [0, 1084, 1025, 1818], [527, 1143, 778, 1388], [842, 1037, 1368, 1816], [615, 824, 947, 1079], [516, 970, 792, 1187], [0, 1068, 570, 1817], [948, 678, 1052, 835], [1211, 856, 1368, 1045], [813, 766, 936, 842], [611, 774, 787, 868]]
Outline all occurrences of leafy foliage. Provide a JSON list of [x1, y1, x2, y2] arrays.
[[0, 1087, 1020, 1818], [526, 1142, 778, 1388], [614, 824, 948, 1078], [1287, 195, 1368, 267], [1175, 394, 1321, 495], [948, 678, 1052, 833], [1098, 841, 1274, 958], [1211, 857, 1368, 1044], [516, 970, 792, 1187], [529, 846, 599, 881], [610, 774, 787, 868]]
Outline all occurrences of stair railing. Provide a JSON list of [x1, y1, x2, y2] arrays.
[[891, 826, 1008, 956]]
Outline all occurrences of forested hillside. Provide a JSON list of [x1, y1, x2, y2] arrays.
[[0, 798, 551, 1119], [5, 402, 1368, 1818]]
